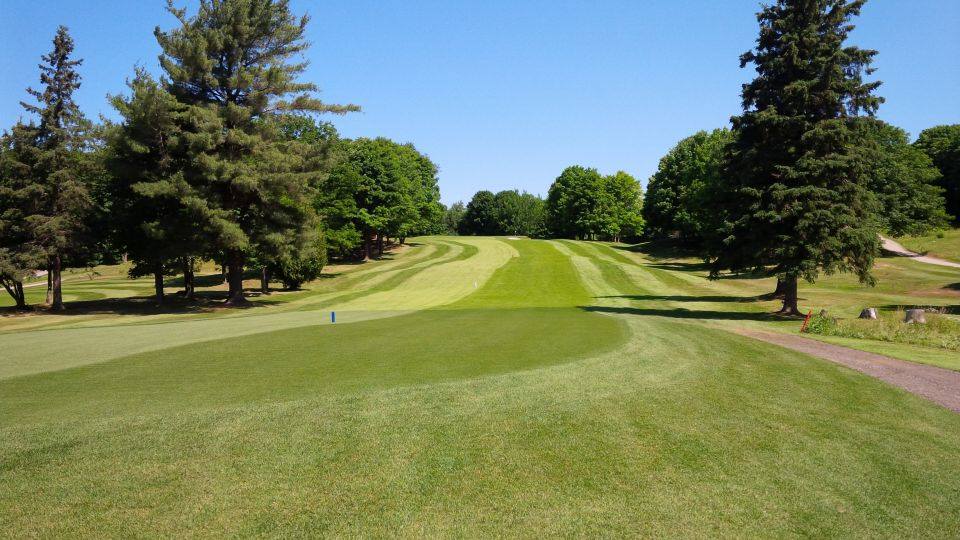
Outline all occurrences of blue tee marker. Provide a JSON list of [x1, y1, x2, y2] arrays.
[[331, 311, 336, 323]]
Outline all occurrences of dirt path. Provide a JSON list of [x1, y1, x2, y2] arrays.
[[737, 329, 960, 413], [880, 236, 960, 268]]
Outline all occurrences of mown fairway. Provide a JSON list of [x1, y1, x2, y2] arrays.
[[2, 237, 960, 536]]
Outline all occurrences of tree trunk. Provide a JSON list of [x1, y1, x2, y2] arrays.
[[772, 278, 786, 298], [45, 266, 52, 305], [761, 278, 787, 300], [225, 251, 247, 306], [50, 254, 64, 311], [14, 281, 26, 309], [377, 232, 384, 258], [1, 279, 27, 310], [182, 258, 195, 300], [363, 227, 373, 261], [154, 264, 165, 305], [399, 237, 406, 245], [260, 266, 271, 294], [777, 276, 801, 316]]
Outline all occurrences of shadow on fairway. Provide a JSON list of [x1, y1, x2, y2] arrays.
[[581, 305, 783, 321], [595, 294, 765, 304], [646, 261, 712, 272], [0, 290, 273, 317], [610, 239, 699, 258], [164, 273, 226, 288]]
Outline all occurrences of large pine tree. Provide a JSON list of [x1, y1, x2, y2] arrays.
[[106, 71, 216, 304], [154, 0, 358, 304], [0, 124, 47, 309], [711, 0, 883, 315], [16, 26, 91, 311]]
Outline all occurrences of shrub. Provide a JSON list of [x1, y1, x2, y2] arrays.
[[271, 234, 328, 290], [805, 310, 960, 351]]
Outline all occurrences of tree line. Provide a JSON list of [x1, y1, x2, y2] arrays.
[[641, 0, 959, 315], [451, 167, 644, 241], [0, 0, 445, 310]]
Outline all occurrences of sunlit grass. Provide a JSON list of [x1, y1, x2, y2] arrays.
[[898, 227, 960, 262], [2, 237, 960, 536]]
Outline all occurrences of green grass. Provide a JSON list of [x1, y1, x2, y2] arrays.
[[602, 239, 960, 368], [2, 237, 960, 536], [805, 310, 960, 352], [898, 227, 960, 262]]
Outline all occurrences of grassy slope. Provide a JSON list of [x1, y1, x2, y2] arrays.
[[898, 227, 960, 263], [0, 238, 515, 378], [599, 240, 960, 368], [2, 238, 960, 536]]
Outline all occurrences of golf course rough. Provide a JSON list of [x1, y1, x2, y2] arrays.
[[1, 237, 960, 537]]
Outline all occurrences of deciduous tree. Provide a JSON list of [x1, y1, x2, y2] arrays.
[[859, 120, 949, 236], [602, 171, 644, 243], [644, 129, 732, 245], [459, 190, 499, 235], [546, 166, 642, 241], [442, 201, 466, 234], [914, 124, 960, 222]]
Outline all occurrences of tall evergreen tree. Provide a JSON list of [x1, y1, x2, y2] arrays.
[[154, 0, 358, 304], [711, 0, 883, 315], [106, 71, 212, 304], [16, 26, 91, 310], [0, 124, 46, 309]]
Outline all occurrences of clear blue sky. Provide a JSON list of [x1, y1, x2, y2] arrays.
[[1, 1, 958, 204]]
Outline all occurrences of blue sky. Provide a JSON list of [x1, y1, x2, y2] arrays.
[[1, 1, 958, 204]]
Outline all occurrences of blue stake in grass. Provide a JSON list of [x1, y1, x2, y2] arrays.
[[331, 311, 336, 323]]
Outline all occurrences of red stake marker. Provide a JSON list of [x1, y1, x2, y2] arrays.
[[799, 310, 813, 333]]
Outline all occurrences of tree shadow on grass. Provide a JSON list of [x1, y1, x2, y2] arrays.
[[645, 261, 713, 272], [0, 289, 272, 317], [879, 303, 960, 315], [596, 294, 767, 303], [611, 242, 704, 263], [581, 305, 785, 321], [164, 273, 225, 288]]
